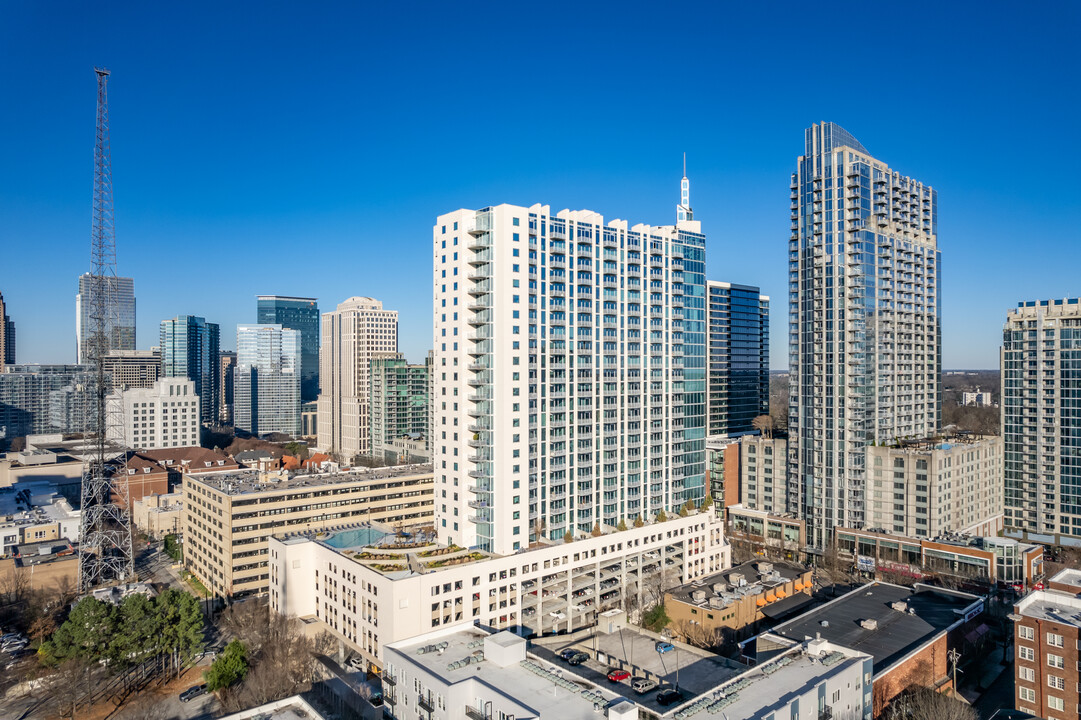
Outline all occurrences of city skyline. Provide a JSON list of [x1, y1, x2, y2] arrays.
[[3, 3, 1078, 372]]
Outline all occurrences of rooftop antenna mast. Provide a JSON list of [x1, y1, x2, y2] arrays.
[[78, 67, 134, 592]]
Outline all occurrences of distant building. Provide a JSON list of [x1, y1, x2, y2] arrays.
[[110, 378, 201, 451], [962, 389, 993, 407], [257, 296, 319, 403], [76, 273, 136, 363], [0, 290, 15, 369], [102, 349, 161, 390], [235, 324, 301, 437], [131, 490, 182, 539], [370, 353, 430, 463], [184, 463, 433, 598], [665, 559, 813, 643], [1011, 568, 1081, 718], [317, 297, 398, 459], [219, 351, 237, 424], [835, 527, 1044, 587], [865, 437, 1003, 538], [1003, 299, 1081, 546], [706, 281, 769, 437], [300, 400, 318, 438], [160, 315, 220, 426], [762, 582, 983, 716], [0, 364, 96, 440]]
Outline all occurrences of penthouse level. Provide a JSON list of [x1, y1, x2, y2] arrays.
[[183, 464, 433, 599], [269, 509, 729, 672]]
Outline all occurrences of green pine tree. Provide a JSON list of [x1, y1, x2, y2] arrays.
[[204, 639, 248, 691]]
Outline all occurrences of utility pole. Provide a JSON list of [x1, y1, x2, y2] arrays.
[[77, 67, 135, 592], [948, 648, 961, 698]]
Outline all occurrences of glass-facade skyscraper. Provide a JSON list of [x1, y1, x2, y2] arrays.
[[706, 281, 769, 437], [235, 323, 301, 437], [76, 273, 136, 364], [257, 296, 319, 402], [160, 315, 220, 426], [788, 123, 941, 550], [432, 176, 706, 554]]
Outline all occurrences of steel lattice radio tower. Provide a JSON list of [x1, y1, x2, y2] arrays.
[[77, 67, 134, 592]]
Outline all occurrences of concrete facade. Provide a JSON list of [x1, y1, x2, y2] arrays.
[[434, 202, 707, 555], [866, 437, 1003, 538], [110, 378, 201, 450], [269, 510, 729, 670], [317, 297, 399, 460], [1002, 299, 1081, 546], [183, 464, 433, 599]]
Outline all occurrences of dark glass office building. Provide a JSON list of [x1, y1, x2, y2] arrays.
[[257, 295, 319, 402], [706, 281, 769, 437], [160, 315, 220, 425]]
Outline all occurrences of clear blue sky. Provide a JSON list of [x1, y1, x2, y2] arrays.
[[2, 1, 1079, 370]]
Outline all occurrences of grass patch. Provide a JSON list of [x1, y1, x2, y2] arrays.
[[642, 603, 669, 633], [183, 571, 210, 597]]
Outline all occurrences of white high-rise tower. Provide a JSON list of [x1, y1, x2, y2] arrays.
[[432, 195, 707, 555]]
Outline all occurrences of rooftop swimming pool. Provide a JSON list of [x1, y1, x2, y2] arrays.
[[322, 527, 387, 549]]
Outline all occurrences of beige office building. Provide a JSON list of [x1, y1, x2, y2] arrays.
[[739, 434, 791, 514], [317, 297, 398, 460], [866, 436, 1003, 538], [182, 463, 433, 599]]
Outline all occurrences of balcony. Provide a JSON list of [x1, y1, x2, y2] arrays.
[[466, 707, 487, 720], [418, 696, 435, 713]]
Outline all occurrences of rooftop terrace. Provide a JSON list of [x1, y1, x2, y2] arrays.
[[188, 463, 433, 495]]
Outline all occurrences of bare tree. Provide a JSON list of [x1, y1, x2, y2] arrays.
[[752, 414, 774, 439], [884, 686, 976, 720]]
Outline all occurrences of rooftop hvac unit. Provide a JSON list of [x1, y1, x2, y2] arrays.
[[860, 619, 878, 630]]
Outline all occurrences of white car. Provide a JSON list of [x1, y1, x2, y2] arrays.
[[347, 656, 365, 672], [549, 611, 566, 619]]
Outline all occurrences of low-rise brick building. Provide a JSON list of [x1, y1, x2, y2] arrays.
[[1012, 568, 1081, 719]]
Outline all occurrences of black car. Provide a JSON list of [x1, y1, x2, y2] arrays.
[[179, 684, 208, 702], [566, 651, 589, 666], [657, 689, 683, 706], [559, 648, 578, 661]]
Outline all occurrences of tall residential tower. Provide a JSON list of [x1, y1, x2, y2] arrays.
[[316, 297, 398, 459], [788, 123, 940, 550], [1002, 299, 1081, 545], [433, 192, 706, 554], [257, 296, 319, 402]]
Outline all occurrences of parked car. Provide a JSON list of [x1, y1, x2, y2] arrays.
[[655, 641, 674, 654], [1, 633, 25, 643], [559, 648, 578, 661], [347, 656, 365, 671], [632, 678, 657, 694], [179, 684, 208, 702], [567, 652, 589, 666], [607, 668, 630, 683], [657, 689, 684, 706], [549, 611, 566, 620]]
